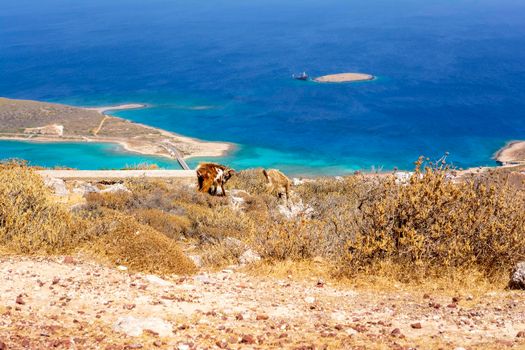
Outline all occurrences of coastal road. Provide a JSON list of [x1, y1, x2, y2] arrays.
[[37, 169, 196, 179]]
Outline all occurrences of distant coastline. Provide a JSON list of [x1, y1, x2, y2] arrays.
[[0, 98, 233, 165]]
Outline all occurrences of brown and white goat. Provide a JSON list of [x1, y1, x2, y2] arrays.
[[262, 169, 291, 200], [196, 163, 235, 196]]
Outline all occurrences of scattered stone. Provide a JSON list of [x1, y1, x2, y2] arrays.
[[117, 265, 128, 271], [509, 262, 525, 289], [239, 249, 261, 265], [113, 317, 172, 337], [391, 328, 402, 337], [345, 328, 358, 336], [292, 178, 305, 186], [101, 183, 130, 193], [423, 293, 431, 299], [316, 279, 325, 288], [15, 295, 25, 305], [517, 331, 525, 338], [145, 275, 172, 287], [72, 182, 100, 196], [43, 176, 68, 196], [241, 335, 255, 344], [447, 303, 457, 309], [188, 255, 203, 268], [256, 314, 269, 321], [63, 256, 75, 264], [304, 296, 316, 304], [0, 341, 6, 350], [411, 322, 422, 329], [452, 296, 461, 303]]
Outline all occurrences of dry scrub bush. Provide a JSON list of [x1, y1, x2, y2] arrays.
[[0, 163, 195, 274], [0, 164, 86, 254], [342, 159, 525, 277], [86, 213, 196, 275], [132, 208, 190, 240], [253, 219, 325, 260]]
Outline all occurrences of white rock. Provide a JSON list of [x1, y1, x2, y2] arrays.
[[72, 182, 99, 196], [117, 265, 128, 271], [229, 189, 250, 210], [101, 183, 130, 193], [304, 296, 316, 304], [189, 255, 203, 268], [292, 178, 304, 186], [113, 316, 172, 337], [145, 274, 172, 287], [278, 199, 314, 219], [394, 171, 413, 185], [331, 311, 347, 322], [43, 176, 68, 196], [239, 249, 261, 265], [177, 344, 190, 350], [345, 328, 358, 336]]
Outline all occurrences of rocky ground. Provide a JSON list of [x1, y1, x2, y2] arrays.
[[1, 257, 525, 349]]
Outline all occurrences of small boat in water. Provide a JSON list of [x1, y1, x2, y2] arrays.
[[292, 72, 309, 81]]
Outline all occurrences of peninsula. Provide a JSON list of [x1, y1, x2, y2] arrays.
[[495, 141, 525, 165], [314, 73, 374, 83], [0, 97, 231, 162]]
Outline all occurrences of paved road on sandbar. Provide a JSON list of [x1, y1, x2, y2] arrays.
[[37, 169, 196, 179]]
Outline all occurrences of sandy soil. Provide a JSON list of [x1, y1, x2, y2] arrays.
[[314, 73, 374, 83], [1, 256, 525, 349]]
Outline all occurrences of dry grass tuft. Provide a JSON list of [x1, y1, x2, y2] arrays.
[[86, 214, 196, 275], [0, 162, 86, 254]]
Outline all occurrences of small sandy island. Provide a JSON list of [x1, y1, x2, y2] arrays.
[[495, 141, 525, 165], [314, 73, 374, 83], [0, 98, 232, 167]]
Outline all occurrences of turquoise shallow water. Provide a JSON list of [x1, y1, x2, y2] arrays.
[[0, 140, 180, 170], [1, 0, 525, 175]]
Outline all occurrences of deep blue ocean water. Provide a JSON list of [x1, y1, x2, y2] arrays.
[[1, 0, 525, 175]]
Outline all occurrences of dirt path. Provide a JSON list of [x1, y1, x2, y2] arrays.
[[1, 257, 525, 349], [92, 116, 109, 136]]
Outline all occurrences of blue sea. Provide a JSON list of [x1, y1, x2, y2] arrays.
[[1, 0, 525, 175]]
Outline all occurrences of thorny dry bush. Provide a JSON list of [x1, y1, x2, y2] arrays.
[[0, 161, 195, 274], [2, 158, 525, 282]]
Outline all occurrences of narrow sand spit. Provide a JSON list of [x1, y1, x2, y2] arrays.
[[2, 256, 525, 349], [84, 104, 146, 114], [314, 73, 374, 83]]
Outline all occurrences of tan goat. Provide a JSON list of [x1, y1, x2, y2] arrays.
[[262, 169, 291, 200]]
